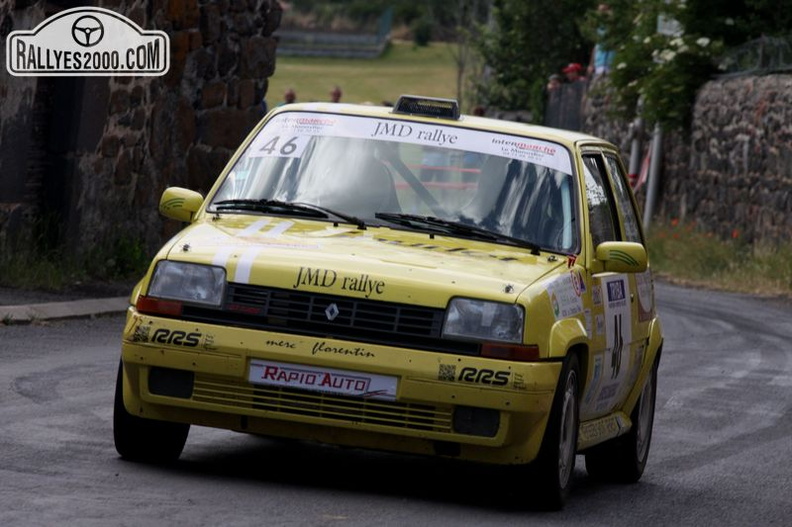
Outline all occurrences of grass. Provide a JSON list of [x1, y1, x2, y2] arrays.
[[267, 40, 460, 108], [645, 220, 792, 300], [0, 231, 149, 292]]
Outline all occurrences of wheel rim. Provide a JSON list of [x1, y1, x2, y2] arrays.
[[558, 370, 578, 486], [635, 370, 655, 461]]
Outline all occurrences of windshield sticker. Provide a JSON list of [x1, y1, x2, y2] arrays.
[[547, 274, 584, 320], [292, 266, 386, 298], [252, 112, 572, 174]]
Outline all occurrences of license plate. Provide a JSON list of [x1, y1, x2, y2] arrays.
[[248, 359, 397, 401]]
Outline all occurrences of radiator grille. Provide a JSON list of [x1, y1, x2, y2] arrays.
[[192, 375, 453, 433], [179, 283, 479, 355]]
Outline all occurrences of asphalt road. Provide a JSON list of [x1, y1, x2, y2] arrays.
[[1, 281, 790, 526]]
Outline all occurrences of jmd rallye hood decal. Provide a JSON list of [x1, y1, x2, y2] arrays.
[[162, 217, 563, 307]]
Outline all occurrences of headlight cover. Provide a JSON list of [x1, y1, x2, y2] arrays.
[[147, 261, 226, 306], [443, 298, 524, 343]]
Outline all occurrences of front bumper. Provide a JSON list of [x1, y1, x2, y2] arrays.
[[120, 308, 562, 465]]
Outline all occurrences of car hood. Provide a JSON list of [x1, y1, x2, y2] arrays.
[[160, 217, 564, 307]]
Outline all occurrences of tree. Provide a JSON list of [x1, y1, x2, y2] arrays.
[[447, 0, 490, 110], [589, 0, 792, 130], [474, 0, 595, 117]]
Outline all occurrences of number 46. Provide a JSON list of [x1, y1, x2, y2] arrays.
[[258, 135, 300, 157]]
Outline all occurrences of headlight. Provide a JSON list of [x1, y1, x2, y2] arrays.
[[148, 261, 226, 306], [442, 298, 524, 343]]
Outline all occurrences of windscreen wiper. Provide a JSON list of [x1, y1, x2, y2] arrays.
[[375, 212, 540, 254], [213, 199, 366, 229]]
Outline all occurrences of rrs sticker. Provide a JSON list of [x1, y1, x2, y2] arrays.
[[151, 328, 201, 347], [437, 365, 510, 386], [458, 367, 509, 386]]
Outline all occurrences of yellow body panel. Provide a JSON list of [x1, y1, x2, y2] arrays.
[[117, 99, 663, 469]]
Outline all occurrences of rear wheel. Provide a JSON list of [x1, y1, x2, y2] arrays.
[[113, 361, 190, 463], [529, 353, 580, 510], [585, 357, 658, 482]]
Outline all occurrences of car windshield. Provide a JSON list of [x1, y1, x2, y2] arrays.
[[209, 111, 578, 253]]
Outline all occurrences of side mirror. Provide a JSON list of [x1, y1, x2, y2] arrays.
[[595, 241, 648, 273], [159, 187, 204, 223]]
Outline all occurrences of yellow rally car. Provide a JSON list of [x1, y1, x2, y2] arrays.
[[114, 95, 662, 509]]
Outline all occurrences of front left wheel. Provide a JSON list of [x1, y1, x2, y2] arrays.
[[113, 361, 190, 463], [528, 353, 581, 510]]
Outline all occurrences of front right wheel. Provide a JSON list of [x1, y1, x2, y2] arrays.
[[113, 361, 190, 463]]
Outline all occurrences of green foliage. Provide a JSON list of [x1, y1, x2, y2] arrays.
[[587, 0, 792, 130], [591, 0, 724, 130], [0, 231, 150, 291], [474, 0, 595, 115]]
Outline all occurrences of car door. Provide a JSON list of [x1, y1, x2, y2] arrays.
[[579, 150, 647, 420]]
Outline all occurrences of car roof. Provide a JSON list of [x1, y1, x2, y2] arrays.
[[267, 101, 615, 151]]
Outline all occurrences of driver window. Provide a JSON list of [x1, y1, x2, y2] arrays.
[[582, 155, 618, 247]]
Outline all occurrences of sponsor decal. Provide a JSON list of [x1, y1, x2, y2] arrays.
[[595, 274, 632, 413], [372, 121, 459, 147], [578, 415, 622, 444], [311, 340, 375, 358], [292, 266, 385, 298], [253, 113, 572, 174], [595, 313, 605, 336], [6, 7, 169, 76], [248, 359, 396, 400], [131, 323, 151, 343], [266, 339, 297, 349], [583, 355, 603, 406], [438, 364, 512, 387], [151, 328, 201, 347], [592, 283, 603, 306], [438, 364, 457, 382], [458, 367, 510, 386], [546, 273, 584, 320]]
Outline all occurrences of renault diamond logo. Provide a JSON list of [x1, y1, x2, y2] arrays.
[[325, 303, 340, 321]]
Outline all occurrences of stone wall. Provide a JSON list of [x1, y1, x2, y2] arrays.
[[0, 0, 282, 258], [583, 74, 792, 245]]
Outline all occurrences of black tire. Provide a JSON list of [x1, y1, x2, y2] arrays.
[[113, 361, 190, 463], [585, 356, 658, 483], [529, 353, 581, 510]]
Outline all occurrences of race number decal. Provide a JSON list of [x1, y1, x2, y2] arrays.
[[595, 274, 632, 412], [248, 134, 310, 158]]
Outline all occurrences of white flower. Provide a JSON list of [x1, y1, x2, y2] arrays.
[[659, 49, 677, 62], [678, 44, 689, 54], [696, 37, 711, 47], [725, 18, 734, 25], [644, 36, 652, 44], [671, 37, 684, 47], [617, 62, 627, 70]]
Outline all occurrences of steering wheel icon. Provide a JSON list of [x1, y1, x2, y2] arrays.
[[71, 15, 104, 47]]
